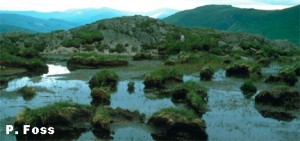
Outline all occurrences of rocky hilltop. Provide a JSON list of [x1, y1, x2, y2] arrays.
[[1, 15, 298, 56]]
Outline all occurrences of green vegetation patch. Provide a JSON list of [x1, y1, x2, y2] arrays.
[[19, 86, 36, 100], [143, 67, 183, 89], [278, 67, 298, 86], [92, 106, 111, 131], [172, 81, 207, 113], [187, 91, 207, 113], [15, 102, 92, 126], [240, 81, 257, 98], [226, 60, 261, 79], [67, 53, 128, 70], [255, 86, 300, 109], [89, 69, 119, 89], [0, 52, 48, 75], [91, 88, 111, 105], [152, 107, 198, 120], [127, 81, 135, 92], [200, 66, 215, 81]]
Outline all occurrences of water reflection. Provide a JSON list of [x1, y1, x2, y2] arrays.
[[43, 64, 70, 77], [110, 80, 175, 117]]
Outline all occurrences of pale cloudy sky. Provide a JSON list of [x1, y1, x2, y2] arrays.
[[0, 0, 298, 12]]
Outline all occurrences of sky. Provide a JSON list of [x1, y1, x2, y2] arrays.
[[0, 0, 298, 12]]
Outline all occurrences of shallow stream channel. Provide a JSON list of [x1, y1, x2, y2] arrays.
[[1, 60, 300, 140]]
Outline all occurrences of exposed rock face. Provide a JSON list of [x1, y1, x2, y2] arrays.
[[148, 110, 207, 140], [255, 87, 300, 109]]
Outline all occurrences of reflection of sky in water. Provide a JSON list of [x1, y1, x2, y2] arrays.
[[1, 63, 300, 141], [1, 64, 90, 119], [110, 80, 175, 117], [42, 64, 70, 77]]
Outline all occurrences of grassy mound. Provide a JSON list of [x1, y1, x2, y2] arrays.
[[89, 69, 119, 89], [67, 53, 128, 70], [144, 67, 183, 89]]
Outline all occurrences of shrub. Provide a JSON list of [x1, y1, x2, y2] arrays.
[[111, 44, 126, 53], [62, 39, 81, 48]]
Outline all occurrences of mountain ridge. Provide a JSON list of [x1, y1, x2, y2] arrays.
[[0, 13, 78, 33], [163, 5, 300, 45]]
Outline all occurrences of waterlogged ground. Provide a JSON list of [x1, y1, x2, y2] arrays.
[[0, 61, 300, 141]]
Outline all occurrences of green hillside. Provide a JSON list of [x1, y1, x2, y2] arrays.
[[163, 5, 300, 45], [0, 24, 37, 33]]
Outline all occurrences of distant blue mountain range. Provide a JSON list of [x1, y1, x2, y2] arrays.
[[0, 8, 178, 33]]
